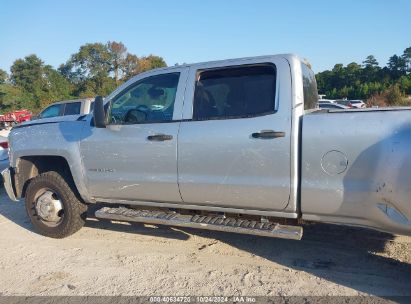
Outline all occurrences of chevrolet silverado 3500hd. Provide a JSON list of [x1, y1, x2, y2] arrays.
[[2, 54, 411, 239]]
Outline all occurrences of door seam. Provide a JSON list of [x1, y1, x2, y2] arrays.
[[176, 68, 190, 203]]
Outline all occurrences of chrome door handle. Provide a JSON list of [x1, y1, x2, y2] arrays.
[[147, 134, 173, 141], [251, 130, 285, 139]]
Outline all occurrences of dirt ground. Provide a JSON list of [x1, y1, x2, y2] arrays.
[[0, 187, 410, 297]]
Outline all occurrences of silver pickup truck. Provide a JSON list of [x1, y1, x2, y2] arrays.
[[2, 54, 411, 239]]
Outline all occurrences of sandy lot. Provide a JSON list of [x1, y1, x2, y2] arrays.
[[0, 187, 410, 297]]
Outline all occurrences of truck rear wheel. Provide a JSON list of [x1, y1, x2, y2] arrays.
[[25, 171, 88, 238]]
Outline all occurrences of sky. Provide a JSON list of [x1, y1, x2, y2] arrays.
[[0, 0, 410, 74]]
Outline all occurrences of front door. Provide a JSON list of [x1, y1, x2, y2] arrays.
[[80, 68, 188, 203], [178, 59, 292, 211]]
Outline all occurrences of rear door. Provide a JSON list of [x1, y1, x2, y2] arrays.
[[177, 58, 292, 211]]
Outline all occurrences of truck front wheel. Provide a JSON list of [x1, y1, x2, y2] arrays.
[[25, 171, 88, 238]]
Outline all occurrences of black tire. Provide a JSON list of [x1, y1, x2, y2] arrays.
[[25, 171, 88, 238]]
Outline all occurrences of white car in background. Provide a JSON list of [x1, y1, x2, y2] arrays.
[[336, 99, 366, 109], [35, 98, 94, 120], [318, 102, 350, 110], [318, 99, 336, 104], [349, 100, 366, 108]]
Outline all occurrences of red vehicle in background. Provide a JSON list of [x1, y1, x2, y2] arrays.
[[0, 109, 32, 128]]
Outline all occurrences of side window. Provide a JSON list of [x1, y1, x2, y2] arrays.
[[193, 64, 276, 120], [63, 102, 81, 115], [39, 104, 63, 118], [301, 63, 319, 110], [109, 73, 180, 124]]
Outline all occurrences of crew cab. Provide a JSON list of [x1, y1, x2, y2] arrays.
[[2, 54, 411, 239]]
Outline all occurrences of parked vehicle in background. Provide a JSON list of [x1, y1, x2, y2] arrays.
[[0, 136, 9, 171], [3, 54, 411, 241], [334, 100, 353, 108], [349, 100, 366, 108], [0, 109, 32, 128], [335, 99, 366, 109], [318, 99, 336, 104], [318, 102, 349, 110], [35, 98, 94, 120]]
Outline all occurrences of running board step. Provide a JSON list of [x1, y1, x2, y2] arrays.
[[95, 207, 303, 240]]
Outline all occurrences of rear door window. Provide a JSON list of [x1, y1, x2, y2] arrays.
[[63, 102, 82, 115], [193, 64, 276, 120]]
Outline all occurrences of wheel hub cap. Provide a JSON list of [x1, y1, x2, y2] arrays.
[[35, 190, 63, 222]]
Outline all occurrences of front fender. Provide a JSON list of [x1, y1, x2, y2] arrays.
[[9, 120, 94, 204]]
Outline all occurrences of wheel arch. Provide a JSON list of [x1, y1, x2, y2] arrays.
[[14, 155, 89, 203]]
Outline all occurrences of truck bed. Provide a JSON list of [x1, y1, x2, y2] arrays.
[[301, 108, 411, 235]]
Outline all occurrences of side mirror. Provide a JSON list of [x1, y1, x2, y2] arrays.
[[93, 96, 106, 128]]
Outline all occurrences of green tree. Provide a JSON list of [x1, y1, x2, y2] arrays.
[[362, 55, 380, 82], [61, 43, 112, 81], [120, 53, 167, 80], [121, 53, 140, 80], [316, 47, 411, 105], [138, 55, 167, 72], [38, 65, 73, 108], [10, 55, 72, 110], [363, 55, 379, 68], [0, 69, 7, 84], [402, 47, 411, 73], [60, 43, 114, 97], [1, 42, 168, 112], [10, 55, 44, 92], [345, 62, 361, 85], [107, 41, 127, 83], [387, 54, 407, 79], [398, 75, 411, 95], [0, 83, 31, 110]]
